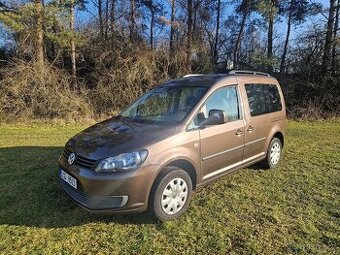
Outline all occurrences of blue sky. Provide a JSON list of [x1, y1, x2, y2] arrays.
[[0, 0, 331, 49], [74, 0, 330, 42]]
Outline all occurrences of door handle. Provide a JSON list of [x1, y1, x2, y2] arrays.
[[236, 129, 243, 136], [247, 126, 254, 132]]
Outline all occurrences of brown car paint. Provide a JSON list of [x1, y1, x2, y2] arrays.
[[59, 71, 287, 213]]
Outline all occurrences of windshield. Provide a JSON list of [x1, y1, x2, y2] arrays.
[[120, 85, 208, 123]]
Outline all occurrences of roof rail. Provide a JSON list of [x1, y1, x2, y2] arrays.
[[228, 70, 271, 77], [183, 74, 205, 78]]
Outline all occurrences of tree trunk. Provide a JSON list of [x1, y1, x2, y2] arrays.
[[331, 0, 339, 73], [104, 0, 109, 40], [267, 0, 277, 73], [280, 1, 292, 73], [233, 0, 249, 69], [33, 0, 44, 66], [249, 23, 256, 63], [150, 9, 155, 50], [98, 0, 104, 40], [267, 17, 274, 72], [110, 0, 115, 49], [321, 0, 337, 74], [129, 0, 136, 42], [213, 0, 221, 64], [169, 0, 176, 57], [70, 0, 76, 79], [192, 2, 197, 40], [186, 0, 193, 73]]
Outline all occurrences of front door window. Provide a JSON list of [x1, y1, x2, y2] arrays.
[[189, 85, 241, 129]]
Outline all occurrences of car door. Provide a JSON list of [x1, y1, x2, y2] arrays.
[[241, 82, 283, 160], [196, 85, 246, 181]]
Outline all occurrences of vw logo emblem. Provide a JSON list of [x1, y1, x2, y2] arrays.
[[68, 153, 76, 165]]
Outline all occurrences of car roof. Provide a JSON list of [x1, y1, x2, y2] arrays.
[[161, 70, 276, 88], [162, 75, 226, 88]]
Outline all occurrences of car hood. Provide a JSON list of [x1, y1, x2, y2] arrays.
[[66, 118, 179, 160]]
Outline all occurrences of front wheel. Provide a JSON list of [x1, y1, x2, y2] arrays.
[[149, 167, 192, 221], [262, 137, 283, 169]]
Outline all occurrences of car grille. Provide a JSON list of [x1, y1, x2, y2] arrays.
[[63, 147, 96, 169]]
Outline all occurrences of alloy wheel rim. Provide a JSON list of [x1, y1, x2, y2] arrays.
[[270, 142, 281, 165], [161, 177, 188, 215]]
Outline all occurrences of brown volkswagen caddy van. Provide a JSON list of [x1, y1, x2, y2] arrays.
[[59, 70, 287, 221]]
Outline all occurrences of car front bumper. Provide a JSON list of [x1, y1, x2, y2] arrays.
[[59, 155, 160, 213], [60, 179, 128, 210]]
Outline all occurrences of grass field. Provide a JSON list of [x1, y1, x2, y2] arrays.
[[0, 121, 339, 254]]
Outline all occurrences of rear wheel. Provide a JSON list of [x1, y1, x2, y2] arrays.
[[262, 137, 282, 169], [149, 166, 192, 221]]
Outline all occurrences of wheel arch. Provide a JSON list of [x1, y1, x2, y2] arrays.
[[147, 159, 197, 213], [165, 159, 197, 190], [272, 131, 284, 147]]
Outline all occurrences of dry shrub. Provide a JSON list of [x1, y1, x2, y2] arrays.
[[289, 100, 324, 120], [278, 74, 340, 120], [288, 100, 340, 120], [91, 48, 171, 114], [0, 61, 93, 122], [90, 45, 215, 116]]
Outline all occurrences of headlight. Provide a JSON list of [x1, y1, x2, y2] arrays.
[[95, 149, 148, 173]]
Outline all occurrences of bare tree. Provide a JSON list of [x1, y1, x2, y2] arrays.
[[186, 0, 193, 73], [280, 0, 321, 72], [321, 0, 337, 74], [150, 7, 155, 49], [280, 0, 318, 73], [192, 0, 202, 38], [169, 0, 176, 58], [143, 0, 157, 50], [267, 0, 277, 73], [233, 0, 251, 68], [104, 0, 109, 39], [33, 0, 44, 66], [214, 0, 221, 64], [129, 0, 137, 42], [110, 0, 116, 48], [97, 0, 104, 39], [332, 0, 339, 73], [70, 0, 76, 78], [280, 0, 292, 73]]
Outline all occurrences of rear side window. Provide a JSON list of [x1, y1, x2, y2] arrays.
[[245, 84, 282, 116]]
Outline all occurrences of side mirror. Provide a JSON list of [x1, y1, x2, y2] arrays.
[[194, 112, 206, 126], [136, 105, 142, 116], [200, 109, 227, 127]]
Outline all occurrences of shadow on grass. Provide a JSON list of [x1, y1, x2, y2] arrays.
[[0, 146, 157, 228], [246, 162, 266, 170]]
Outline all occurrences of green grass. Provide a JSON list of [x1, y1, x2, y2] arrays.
[[0, 121, 339, 254]]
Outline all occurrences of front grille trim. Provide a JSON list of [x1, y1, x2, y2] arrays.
[[63, 147, 96, 169]]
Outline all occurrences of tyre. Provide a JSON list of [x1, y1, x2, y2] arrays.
[[262, 137, 283, 169], [149, 166, 192, 221]]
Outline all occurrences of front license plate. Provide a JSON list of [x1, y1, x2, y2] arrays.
[[60, 169, 77, 189]]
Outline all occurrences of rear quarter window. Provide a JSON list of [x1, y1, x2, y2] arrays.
[[245, 84, 282, 116]]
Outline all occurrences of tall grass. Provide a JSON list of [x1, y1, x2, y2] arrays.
[[0, 61, 93, 122], [0, 48, 193, 122], [90, 48, 170, 115], [0, 54, 339, 122]]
